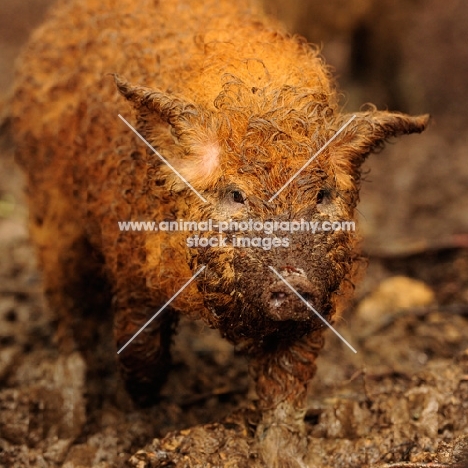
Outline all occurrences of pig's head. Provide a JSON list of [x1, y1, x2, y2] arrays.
[[115, 74, 429, 350]]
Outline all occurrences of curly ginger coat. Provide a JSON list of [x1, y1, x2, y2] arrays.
[[9, 0, 429, 465]]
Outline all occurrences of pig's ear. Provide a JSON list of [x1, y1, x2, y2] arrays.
[[113, 74, 198, 135], [328, 109, 429, 191], [113, 74, 222, 191], [356, 109, 429, 140], [342, 109, 430, 157]]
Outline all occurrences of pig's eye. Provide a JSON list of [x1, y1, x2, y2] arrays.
[[231, 190, 245, 204], [316, 189, 326, 204]]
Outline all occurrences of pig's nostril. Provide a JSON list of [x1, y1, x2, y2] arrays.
[[269, 290, 313, 307], [271, 292, 287, 300], [301, 292, 312, 303], [265, 277, 318, 321], [270, 291, 288, 307]]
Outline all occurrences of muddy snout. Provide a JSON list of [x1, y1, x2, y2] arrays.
[[262, 268, 319, 321]]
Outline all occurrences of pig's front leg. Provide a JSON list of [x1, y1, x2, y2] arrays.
[[252, 330, 325, 468], [113, 304, 177, 406]]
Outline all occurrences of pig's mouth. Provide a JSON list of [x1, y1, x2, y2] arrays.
[[196, 260, 333, 344], [195, 240, 340, 344], [264, 274, 318, 322]]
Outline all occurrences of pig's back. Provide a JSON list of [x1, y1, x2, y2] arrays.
[[9, 0, 333, 248], [10, 0, 332, 163]]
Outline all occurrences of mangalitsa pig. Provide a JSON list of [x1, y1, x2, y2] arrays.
[[8, 0, 429, 464]]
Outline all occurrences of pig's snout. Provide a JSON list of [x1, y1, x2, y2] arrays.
[[264, 271, 319, 322]]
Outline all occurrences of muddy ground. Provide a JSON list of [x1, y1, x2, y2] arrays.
[[0, 0, 467, 467]]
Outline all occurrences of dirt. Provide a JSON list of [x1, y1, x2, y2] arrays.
[[1, 0, 467, 467]]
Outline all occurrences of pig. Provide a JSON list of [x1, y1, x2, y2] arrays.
[[8, 0, 429, 465]]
